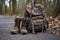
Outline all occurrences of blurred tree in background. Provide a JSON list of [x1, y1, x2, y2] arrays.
[[52, 0, 60, 18], [0, 0, 2, 14], [0, 0, 60, 18]]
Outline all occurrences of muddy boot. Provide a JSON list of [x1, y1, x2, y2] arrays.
[[11, 26, 19, 34], [11, 18, 21, 34], [21, 23, 28, 34], [21, 27, 28, 34]]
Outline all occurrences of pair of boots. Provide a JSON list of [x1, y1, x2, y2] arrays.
[[11, 18, 28, 34], [11, 23, 28, 34]]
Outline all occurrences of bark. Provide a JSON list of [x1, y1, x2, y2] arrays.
[[1, 0, 5, 15], [52, 0, 60, 18], [9, 0, 13, 15], [12, 0, 17, 14], [0, 0, 2, 14]]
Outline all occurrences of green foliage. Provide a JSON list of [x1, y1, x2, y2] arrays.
[[0, 0, 60, 18]]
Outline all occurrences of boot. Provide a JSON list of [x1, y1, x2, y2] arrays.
[[11, 26, 20, 34]]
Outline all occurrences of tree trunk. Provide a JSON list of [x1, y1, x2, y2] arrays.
[[52, 0, 60, 18], [1, 0, 5, 15], [9, 0, 13, 15], [0, 0, 2, 14], [12, 0, 17, 14]]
